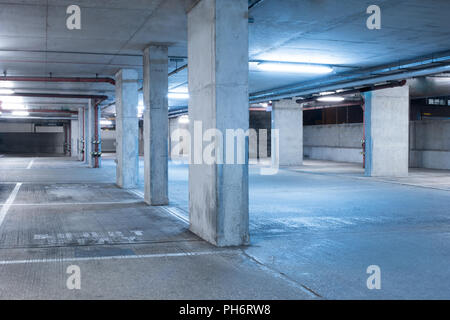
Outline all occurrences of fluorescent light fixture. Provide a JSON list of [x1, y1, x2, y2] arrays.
[[11, 110, 29, 116], [168, 92, 189, 100], [317, 96, 345, 102], [0, 89, 14, 94], [178, 115, 189, 124], [2, 103, 27, 110], [100, 120, 113, 126], [256, 62, 333, 74], [319, 91, 335, 96]]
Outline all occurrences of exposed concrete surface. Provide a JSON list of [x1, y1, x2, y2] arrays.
[[364, 86, 410, 177], [115, 69, 140, 189], [0, 155, 312, 300], [304, 123, 363, 164], [410, 119, 450, 170], [164, 158, 450, 299], [0, 133, 65, 154], [187, 0, 249, 246], [304, 120, 450, 170], [2, 155, 450, 299], [143, 45, 169, 206], [70, 120, 79, 158], [272, 99, 303, 166]]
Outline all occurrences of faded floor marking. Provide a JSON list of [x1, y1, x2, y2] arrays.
[[0, 250, 236, 265], [128, 189, 189, 225], [33, 230, 145, 246], [26, 159, 34, 169], [0, 183, 22, 227]]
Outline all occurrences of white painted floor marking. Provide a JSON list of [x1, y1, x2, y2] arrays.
[[26, 159, 34, 169], [127, 189, 189, 225], [0, 183, 22, 227], [0, 250, 236, 265], [161, 206, 189, 224], [0, 200, 142, 206]]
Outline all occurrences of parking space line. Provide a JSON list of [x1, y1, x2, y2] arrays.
[[0, 200, 143, 206], [0, 250, 236, 265], [127, 189, 189, 225], [0, 183, 23, 227], [26, 159, 34, 169]]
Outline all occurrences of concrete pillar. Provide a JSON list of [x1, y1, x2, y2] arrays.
[[77, 108, 84, 161], [188, 0, 249, 246], [143, 45, 169, 205], [364, 85, 410, 177], [115, 69, 139, 188], [70, 119, 79, 158], [87, 99, 101, 168], [84, 105, 90, 165], [271, 98, 303, 167]]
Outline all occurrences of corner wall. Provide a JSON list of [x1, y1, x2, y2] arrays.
[[304, 123, 364, 163], [304, 120, 450, 170], [409, 119, 450, 170]]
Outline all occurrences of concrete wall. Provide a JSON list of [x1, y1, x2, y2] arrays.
[[0, 133, 65, 154], [0, 123, 35, 133], [304, 123, 364, 163], [304, 120, 450, 170], [101, 130, 116, 152], [410, 119, 450, 170], [100, 128, 144, 155]]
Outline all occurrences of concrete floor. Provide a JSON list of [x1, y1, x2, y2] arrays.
[[1, 155, 450, 299]]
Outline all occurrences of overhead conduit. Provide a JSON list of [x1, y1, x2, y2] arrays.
[[0, 76, 115, 86]]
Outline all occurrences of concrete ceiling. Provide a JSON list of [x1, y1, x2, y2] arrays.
[[0, 0, 449, 115]]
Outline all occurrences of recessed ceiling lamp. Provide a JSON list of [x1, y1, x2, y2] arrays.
[[168, 92, 190, 100], [0, 89, 14, 94], [256, 62, 333, 74], [178, 115, 189, 124], [319, 91, 335, 96], [11, 110, 29, 116], [1, 103, 27, 110], [100, 120, 113, 126], [317, 96, 345, 102]]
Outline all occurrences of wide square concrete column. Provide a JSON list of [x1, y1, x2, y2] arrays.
[[271, 98, 303, 166], [188, 0, 249, 247], [115, 69, 139, 188], [87, 99, 101, 168], [364, 85, 410, 177], [143, 45, 169, 206]]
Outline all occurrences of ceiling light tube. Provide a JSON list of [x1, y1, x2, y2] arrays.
[[0, 89, 15, 94], [11, 110, 29, 116], [317, 96, 345, 102], [168, 92, 190, 100], [257, 62, 333, 74]]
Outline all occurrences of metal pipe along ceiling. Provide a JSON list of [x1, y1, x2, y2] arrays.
[[250, 64, 450, 103], [0, 76, 115, 86]]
